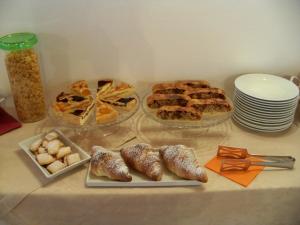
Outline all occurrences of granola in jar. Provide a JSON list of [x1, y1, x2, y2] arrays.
[[0, 33, 46, 122]]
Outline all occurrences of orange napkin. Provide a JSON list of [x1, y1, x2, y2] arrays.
[[205, 156, 264, 187]]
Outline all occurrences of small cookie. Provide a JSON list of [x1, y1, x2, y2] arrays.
[[30, 138, 43, 152], [38, 147, 47, 154], [47, 140, 63, 155], [56, 146, 72, 159], [45, 132, 59, 141], [42, 140, 49, 148], [36, 153, 55, 165], [47, 160, 66, 174], [66, 153, 81, 166]]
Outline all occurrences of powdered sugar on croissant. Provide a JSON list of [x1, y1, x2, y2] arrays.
[[91, 146, 132, 182], [121, 143, 163, 181], [159, 145, 208, 183]]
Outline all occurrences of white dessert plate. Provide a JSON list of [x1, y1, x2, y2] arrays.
[[86, 158, 201, 187], [19, 128, 91, 179], [235, 74, 299, 101]]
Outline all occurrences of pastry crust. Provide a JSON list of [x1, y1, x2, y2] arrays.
[[91, 146, 132, 182], [102, 82, 134, 98], [95, 101, 119, 124], [159, 145, 208, 182], [187, 98, 231, 112], [147, 94, 190, 108], [175, 80, 210, 89], [70, 80, 91, 96], [152, 83, 187, 95], [120, 143, 163, 181], [185, 88, 226, 100], [157, 106, 202, 120]]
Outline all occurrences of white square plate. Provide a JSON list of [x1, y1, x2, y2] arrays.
[[19, 128, 91, 179], [85, 153, 201, 187]]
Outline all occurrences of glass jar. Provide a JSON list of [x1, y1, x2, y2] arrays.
[[0, 32, 46, 122]]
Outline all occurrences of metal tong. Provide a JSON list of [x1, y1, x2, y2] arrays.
[[217, 146, 296, 172]]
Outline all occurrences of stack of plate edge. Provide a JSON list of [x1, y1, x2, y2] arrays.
[[233, 88, 298, 132]]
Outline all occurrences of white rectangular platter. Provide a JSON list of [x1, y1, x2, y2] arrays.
[[86, 155, 201, 187], [19, 128, 91, 179]]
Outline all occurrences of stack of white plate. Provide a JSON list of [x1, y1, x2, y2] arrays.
[[233, 74, 299, 132]]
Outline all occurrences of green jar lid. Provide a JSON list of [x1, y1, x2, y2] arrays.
[[0, 32, 38, 51]]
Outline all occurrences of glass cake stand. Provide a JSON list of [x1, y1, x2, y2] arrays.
[[48, 80, 140, 136], [141, 92, 233, 129]]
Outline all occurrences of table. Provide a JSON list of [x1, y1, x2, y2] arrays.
[[1, 104, 300, 225]]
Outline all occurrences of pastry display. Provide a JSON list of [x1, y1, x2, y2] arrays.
[[91, 146, 132, 182], [51, 79, 138, 126], [29, 131, 81, 174], [145, 80, 232, 122], [159, 145, 208, 182], [88, 143, 208, 185], [120, 143, 163, 181]]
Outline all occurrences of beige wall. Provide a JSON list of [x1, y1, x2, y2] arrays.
[[1, 0, 300, 96]]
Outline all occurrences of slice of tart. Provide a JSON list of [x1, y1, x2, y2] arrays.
[[101, 96, 137, 111], [53, 92, 93, 112], [96, 79, 114, 98], [70, 80, 91, 96], [102, 82, 135, 98], [57, 102, 95, 125], [95, 101, 119, 124]]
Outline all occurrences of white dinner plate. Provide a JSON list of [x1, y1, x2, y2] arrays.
[[235, 74, 299, 101], [234, 108, 294, 123], [232, 114, 293, 132], [234, 94, 298, 111], [234, 88, 298, 107], [233, 112, 294, 127], [233, 98, 297, 116]]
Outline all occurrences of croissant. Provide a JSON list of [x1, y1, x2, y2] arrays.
[[159, 145, 208, 183], [120, 143, 163, 181], [91, 146, 132, 182]]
